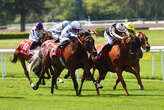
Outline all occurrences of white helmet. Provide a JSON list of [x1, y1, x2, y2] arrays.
[[71, 21, 81, 30], [116, 23, 126, 32]]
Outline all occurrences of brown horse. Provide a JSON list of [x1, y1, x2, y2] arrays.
[[30, 30, 103, 96], [92, 31, 150, 96], [10, 31, 53, 88]]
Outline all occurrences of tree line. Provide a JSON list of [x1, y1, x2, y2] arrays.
[[0, 0, 164, 31]]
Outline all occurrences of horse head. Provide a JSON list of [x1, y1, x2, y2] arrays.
[[77, 30, 97, 57], [40, 31, 53, 43], [138, 32, 150, 52]]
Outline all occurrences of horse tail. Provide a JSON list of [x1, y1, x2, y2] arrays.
[[28, 50, 41, 72], [10, 53, 18, 63]]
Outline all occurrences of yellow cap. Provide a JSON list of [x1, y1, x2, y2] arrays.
[[125, 22, 135, 31]]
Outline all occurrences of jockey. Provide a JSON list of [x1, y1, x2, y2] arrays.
[[125, 22, 139, 56], [59, 20, 81, 48], [99, 23, 130, 58], [29, 21, 48, 50], [125, 22, 137, 37], [51, 20, 70, 41]]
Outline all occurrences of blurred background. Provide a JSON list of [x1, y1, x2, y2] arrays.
[[0, 0, 164, 32]]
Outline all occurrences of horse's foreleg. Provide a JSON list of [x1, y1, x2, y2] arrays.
[[19, 57, 34, 88], [113, 78, 120, 90], [64, 71, 71, 79], [70, 70, 79, 96], [51, 69, 62, 96], [96, 69, 107, 83], [89, 69, 103, 95], [78, 71, 86, 95], [49, 66, 58, 89], [116, 68, 129, 96], [131, 63, 144, 90]]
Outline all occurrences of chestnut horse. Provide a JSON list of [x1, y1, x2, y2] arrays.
[[10, 31, 53, 88], [92, 32, 150, 96], [30, 30, 103, 96]]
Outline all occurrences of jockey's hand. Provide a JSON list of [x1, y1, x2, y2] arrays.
[[123, 36, 129, 40]]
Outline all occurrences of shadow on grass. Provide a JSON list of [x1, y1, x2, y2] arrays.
[[0, 96, 24, 99]]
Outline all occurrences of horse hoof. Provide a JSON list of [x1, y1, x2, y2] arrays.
[[32, 86, 38, 90], [139, 86, 144, 90], [126, 94, 130, 96], [113, 87, 116, 90]]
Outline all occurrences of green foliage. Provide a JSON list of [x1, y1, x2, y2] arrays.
[[0, 32, 29, 39]]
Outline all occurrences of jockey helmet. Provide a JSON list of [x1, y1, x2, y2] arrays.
[[125, 22, 135, 31], [71, 21, 81, 30], [116, 23, 126, 33], [35, 21, 43, 30], [62, 20, 70, 28]]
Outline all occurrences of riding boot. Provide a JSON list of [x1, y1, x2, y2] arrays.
[[55, 40, 69, 54], [98, 44, 113, 59], [130, 37, 136, 56]]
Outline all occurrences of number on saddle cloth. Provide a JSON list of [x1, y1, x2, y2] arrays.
[[20, 41, 32, 58]]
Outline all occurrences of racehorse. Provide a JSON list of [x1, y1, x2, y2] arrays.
[[29, 30, 103, 96], [92, 31, 150, 96], [10, 31, 53, 88]]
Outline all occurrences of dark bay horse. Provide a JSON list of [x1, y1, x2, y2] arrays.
[[10, 31, 53, 88], [30, 30, 102, 96], [92, 32, 150, 96]]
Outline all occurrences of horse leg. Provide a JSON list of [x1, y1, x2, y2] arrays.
[[49, 66, 58, 89], [96, 69, 107, 83], [133, 62, 144, 90], [113, 78, 120, 90], [78, 71, 86, 95], [89, 69, 103, 95], [33, 62, 47, 90], [51, 69, 62, 96], [19, 57, 34, 88], [70, 70, 79, 96], [64, 71, 71, 79], [116, 68, 129, 96], [125, 63, 144, 90]]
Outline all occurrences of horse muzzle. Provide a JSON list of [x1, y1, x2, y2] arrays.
[[146, 46, 150, 52]]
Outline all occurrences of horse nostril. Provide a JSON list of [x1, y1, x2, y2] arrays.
[[146, 46, 150, 52]]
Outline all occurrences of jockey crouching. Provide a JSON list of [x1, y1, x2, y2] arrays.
[[125, 22, 141, 57], [98, 23, 130, 59], [51, 21, 70, 42], [57, 21, 81, 50], [29, 22, 48, 51]]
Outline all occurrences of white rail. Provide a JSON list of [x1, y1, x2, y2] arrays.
[[0, 47, 164, 81]]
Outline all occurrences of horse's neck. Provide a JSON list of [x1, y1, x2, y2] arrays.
[[71, 39, 85, 53]]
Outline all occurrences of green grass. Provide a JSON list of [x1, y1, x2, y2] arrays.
[[0, 77, 164, 110]]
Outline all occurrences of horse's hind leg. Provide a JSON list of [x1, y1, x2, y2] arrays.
[[19, 57, 34, 88]]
